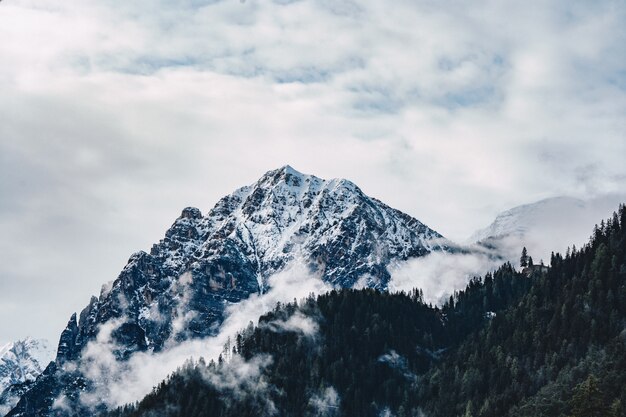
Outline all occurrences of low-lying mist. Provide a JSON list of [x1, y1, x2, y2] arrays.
[[58, 263, 332, 411], [54, 238, 546, 413]]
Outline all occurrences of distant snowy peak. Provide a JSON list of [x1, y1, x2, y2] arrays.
[[469, 195, 625, 264], [0, 338, 54, 415], [0, 338, 53, 391], [470, 197, 587, 242]]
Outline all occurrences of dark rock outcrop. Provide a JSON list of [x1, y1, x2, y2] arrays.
[[7, 166, 446, 417]]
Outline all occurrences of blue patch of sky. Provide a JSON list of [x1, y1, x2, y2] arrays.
[[157, 0, 224, 9], [272, 55, 365, 84], [348, 84, 406, 115], [568, 56, 626, 94], [348, 56, 505, 114], [608, 70, 626, 91], [492, 54, 505, 68], [273, 67, 332, 84], [316, 0, 364, 18], [438, 53, 506, 72], [100, 48, 366, 83], [434, 53, 506, 110], [271, 0, 303, 4], [437, 86, 498, 110], [114, 57, 201, 75]]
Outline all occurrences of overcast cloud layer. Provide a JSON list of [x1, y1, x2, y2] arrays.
[[1, 0, 625, 345]]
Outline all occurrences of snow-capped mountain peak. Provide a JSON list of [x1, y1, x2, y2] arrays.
[[151, 165, 445, 292], [8, 166, 446, 417]]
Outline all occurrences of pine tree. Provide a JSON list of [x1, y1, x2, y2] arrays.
[[520, 247, 529, 267], [609, 399, 622, 417], [569, 375, 609, 417]]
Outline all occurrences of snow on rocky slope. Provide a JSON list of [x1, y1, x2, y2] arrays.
[[7, 166, 446, 417], [0, 339, 54, 415]]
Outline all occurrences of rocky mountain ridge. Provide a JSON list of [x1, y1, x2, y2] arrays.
[[7, 166, 446, 417]]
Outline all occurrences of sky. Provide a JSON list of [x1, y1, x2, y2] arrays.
[[0, 0, 625, 346]]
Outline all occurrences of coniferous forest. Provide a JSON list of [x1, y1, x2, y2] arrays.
[[104, 205, 626, 417]]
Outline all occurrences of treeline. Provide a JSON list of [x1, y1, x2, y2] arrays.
[[104, 205, 626, 417], [416, 205, 626, 417]]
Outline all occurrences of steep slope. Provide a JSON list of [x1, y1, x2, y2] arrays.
[[0, 339, 53, 415], [7, 166, 445, 417], [100, 266, 532, 417], [103, 204, 626, 417]]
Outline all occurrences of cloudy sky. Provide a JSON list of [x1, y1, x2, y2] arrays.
[[1, 0, 625, 345]]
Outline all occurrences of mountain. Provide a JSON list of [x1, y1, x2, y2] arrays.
[[0, 339, 54, 416], [7, 166, 445, 417], [102, 204, 626, 417], [470, 195, 626, 264]]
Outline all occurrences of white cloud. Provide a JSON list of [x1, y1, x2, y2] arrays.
[[308, 386, 340, 417], [469, 194, 626, 264], [1, 0, 625, 345], [378, 350, 416, 382], [201, 354, 278, 415], [388, 248, 502, 305], [60, 262, 330, 410], [261, 311, 319, 337]]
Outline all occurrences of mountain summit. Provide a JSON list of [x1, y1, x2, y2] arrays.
[[7, 166, 445, 417], [149, 165, 444, 297], [173, 165, 442, 286]]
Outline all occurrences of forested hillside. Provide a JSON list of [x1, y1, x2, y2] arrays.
[[104, 205, 626, 417], [416, 206, 626, 417]]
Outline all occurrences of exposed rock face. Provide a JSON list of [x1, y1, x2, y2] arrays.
[[7, 166, 446, 417]]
